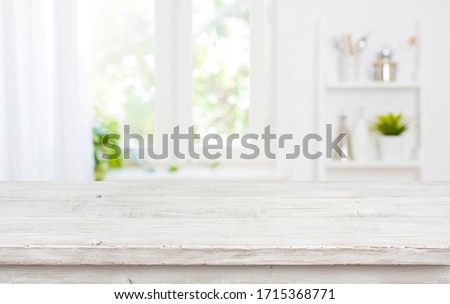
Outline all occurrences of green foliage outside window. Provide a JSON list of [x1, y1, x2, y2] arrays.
[[193, 0, 250, 135], [93, 111, 123, 181]]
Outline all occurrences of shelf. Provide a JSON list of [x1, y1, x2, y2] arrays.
[[326, 161, 422, 170], [325, 82, 421, 91]]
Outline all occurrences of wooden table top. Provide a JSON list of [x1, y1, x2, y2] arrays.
[[0, 181, 449, 266]]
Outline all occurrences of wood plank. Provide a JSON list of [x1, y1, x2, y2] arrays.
[[2, 265, 450, 284], [1, 246, 449, 266], [1, 218, 449, 247], [1, 181, 450, 198], [0, 217, 449, 265], [1, 197, 449, 219]]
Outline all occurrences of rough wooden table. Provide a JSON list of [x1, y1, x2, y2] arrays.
[[0, 182, 449, 283]]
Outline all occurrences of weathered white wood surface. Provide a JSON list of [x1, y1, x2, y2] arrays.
[[2, 266, 450, 284], [1, 181, 450, 283]]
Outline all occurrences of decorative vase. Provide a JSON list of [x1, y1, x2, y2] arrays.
[[379, 135, 405, 161], [352, 109, 370, 161], [333, 114, 352, 161]]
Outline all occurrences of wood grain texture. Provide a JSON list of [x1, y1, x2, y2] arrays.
[[1, 181, 450, 198], [0, 181, 449, 283], [1, 196, 450, 219], [2, 265, 450, 284]]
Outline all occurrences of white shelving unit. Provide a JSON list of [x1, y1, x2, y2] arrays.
[[316, 20, 423, 181]]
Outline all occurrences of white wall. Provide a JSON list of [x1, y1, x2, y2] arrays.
[[276, 0, 450, 181]]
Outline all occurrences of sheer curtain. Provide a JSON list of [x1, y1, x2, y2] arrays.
[[0, 0, 92, 181]]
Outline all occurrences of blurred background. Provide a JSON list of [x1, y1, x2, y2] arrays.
[[0, 0, 449, 181]]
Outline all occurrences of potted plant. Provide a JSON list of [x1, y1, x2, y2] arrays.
[[372, 112, 408, 161]]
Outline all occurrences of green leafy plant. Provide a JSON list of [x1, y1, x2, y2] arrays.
[[372, 112, 408, 136], [168, 165, 179, 173], [93, 111, 123, 181]]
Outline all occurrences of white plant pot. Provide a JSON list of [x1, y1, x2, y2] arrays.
[[379, 135, 405, 161]]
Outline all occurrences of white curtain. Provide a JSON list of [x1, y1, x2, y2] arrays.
[[0, 0, 93, 181]]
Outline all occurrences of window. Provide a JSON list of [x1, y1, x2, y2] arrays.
[[192, 0, 250, 136], [87, 0, 155, 136], [83, 0, 274, 166]]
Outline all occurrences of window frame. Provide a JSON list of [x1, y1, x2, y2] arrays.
[[154, 0, 275, 166]]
